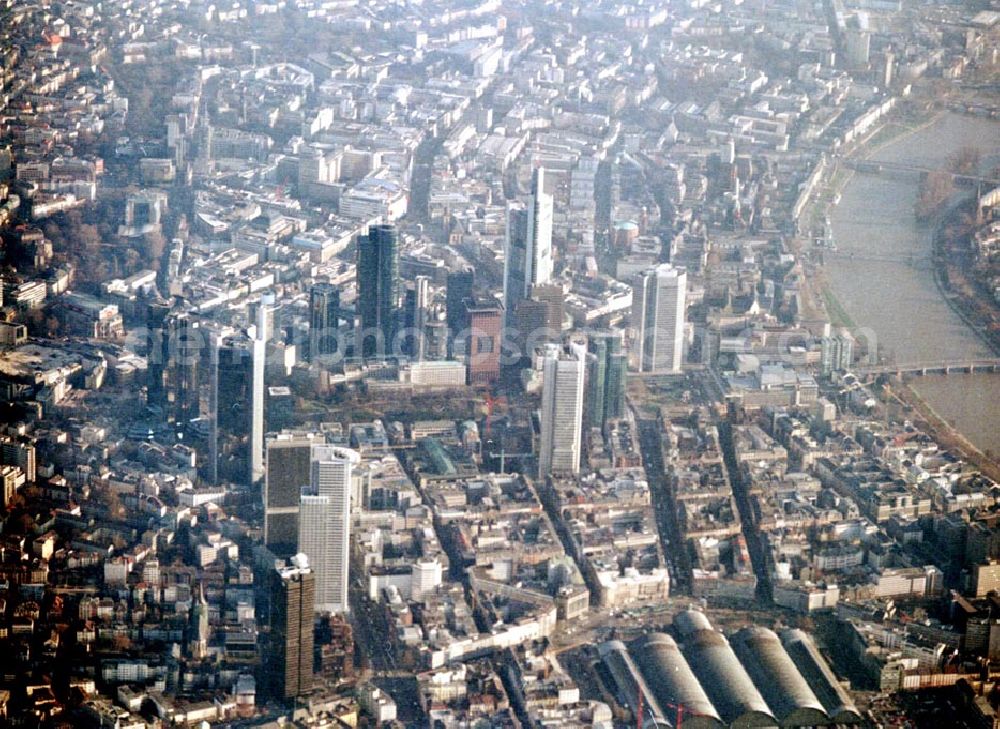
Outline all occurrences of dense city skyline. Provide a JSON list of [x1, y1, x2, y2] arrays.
[[0, 0, 998, 726]]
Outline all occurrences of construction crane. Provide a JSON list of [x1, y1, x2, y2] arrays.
[[485, 431, 531, 474], [482, 393, 508, 436], [663, 700, 689, 729], [479, 394, 531, 473], [637, 685, 694, 729]]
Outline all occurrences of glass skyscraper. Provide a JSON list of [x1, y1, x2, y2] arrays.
[[587, 332, 628, 429], [357, 223, 399, 359], [308, 282, 339, 362]]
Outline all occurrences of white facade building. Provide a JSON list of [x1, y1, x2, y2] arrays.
[[538, 342, 586, 478], [526, 167, 554, 288], [633, 263, 687, 373], [298, 445, 359, 613], [503, 168, 553, 325]]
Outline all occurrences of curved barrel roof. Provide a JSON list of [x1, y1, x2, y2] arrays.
[[731, 627, 828, 727], [780, 629, 863, 725], [599, 640, 668, 726], [675, 612, 776, 727], [631, 633, 724, 729]]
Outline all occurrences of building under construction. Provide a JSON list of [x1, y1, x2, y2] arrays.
[[599, 611, 863, 728]]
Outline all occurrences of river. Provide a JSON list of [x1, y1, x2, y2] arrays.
[[827, 112, 1000, 457]]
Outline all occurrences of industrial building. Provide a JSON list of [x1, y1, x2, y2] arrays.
[[730, 627, 828, 726], [599, 611, 863, 728], [630, 633, 723, 729], [673, 610, 775, 727]]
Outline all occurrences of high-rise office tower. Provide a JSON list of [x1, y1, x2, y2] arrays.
[[402, 275, 431, 360], [145, 298, 171, 409], [264, 432, 323, 558], [255, 292, 281, 345], [586, 339, 607, 430], [357, 224, 399, 359], [215, 332, 265, 485], [168, 312, 202, 425], [270, 555, 315, 700], [298, 445, 358, 613], [462, 296, 503, 386], [504, 168, 553, 328], [308, 282, 340, 362], [587, 332, 628, 429], [512, 282, 564, 361], [446, 268, 474, 346], [633, 263, 687, 373], [267, 386, 295, 432], [205, 323, 234, 485], [424, 320, 449, 360], [538, 342, 586, 478], [605, 349, 627, 421]]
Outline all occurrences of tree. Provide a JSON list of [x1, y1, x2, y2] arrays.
[[142, 230, 167, 269], [24, 308, 47, 337], [950, 147, 981, 176], [45, 315, 61, 336], [916, 170, 955, 221]]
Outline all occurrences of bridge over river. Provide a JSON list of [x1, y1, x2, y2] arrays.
[[845, 157, 1000, 187], [855, 358, 1000, 377]]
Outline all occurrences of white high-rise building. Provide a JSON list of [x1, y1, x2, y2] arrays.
[[411, 557, 443, 600], [503, 167, 553, 326], [298, 445, 359, 613], [527, 167, 553, 286], [538, 342, 586, 478], [633, 264, 687, 373], [256, 292, 280, 344]]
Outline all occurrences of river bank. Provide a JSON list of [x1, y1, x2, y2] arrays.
[[892, 378, 1000, 483], [930, 197, 1000, 357], [824, 110, 1000, 459], [807, 110, 946, 340]]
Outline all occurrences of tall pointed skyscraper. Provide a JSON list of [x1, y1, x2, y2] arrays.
[[538, 342, 586, 478], [357, 224, 399, 359], [504, 168, 553, 329], [633, 263, 687, 373], [188, 581, 209, 660]]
